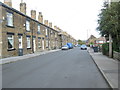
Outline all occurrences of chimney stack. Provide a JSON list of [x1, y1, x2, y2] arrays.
[[54, 26, 57, 30], [44, 20, 48, 26], [58, 27, 60, 31], [38, 12, 43, 23], [4, 0, 12, 7], [31, 10, 36, 19], [20, 2, 26, 14], [49, 22, 52, 28]]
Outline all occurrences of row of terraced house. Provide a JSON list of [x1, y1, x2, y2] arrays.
[[0, 0, 77, 58]]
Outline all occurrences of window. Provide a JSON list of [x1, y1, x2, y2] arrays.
[[99, 41, 104, 43], [55, 33, 57, 38], [38, 24, 41, 33], [27, 36, 31, 48], [7, 12, 13, 27], [8, 34, 14, 49], [51, 30, 53, 34], [46, 39, 48, 48], [18, 35, 22, 49], [26, 20, 30, 31], [50, 30, 52, 37], [38, 38, 41, 48]]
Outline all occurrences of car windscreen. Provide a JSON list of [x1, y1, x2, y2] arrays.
[[81, 45, 87, 47], [64, 45, 68, 47]]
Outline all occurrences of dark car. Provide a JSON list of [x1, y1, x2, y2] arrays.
[[80, 44, 87, 50]]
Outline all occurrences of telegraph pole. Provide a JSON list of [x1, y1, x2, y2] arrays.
[[108, 0, 112, 58], [86, 29, 88, 45]]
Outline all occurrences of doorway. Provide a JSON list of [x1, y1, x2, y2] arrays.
[[42, 38, 45, 50], [33, 38, 36, 52]]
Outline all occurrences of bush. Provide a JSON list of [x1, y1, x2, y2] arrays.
[[102, 42, 120, 57], [113, 42, 120, 52], [102, 43, 109, 56]]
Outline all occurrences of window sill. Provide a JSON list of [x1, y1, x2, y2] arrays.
[[27, 48, 31, 50], [7, 48, 16, 51], [26, 30, 31, 32], [6, 25, 15, 28]]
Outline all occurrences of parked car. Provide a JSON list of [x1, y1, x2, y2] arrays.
[[80, 44, 87, 50], [77, 44, 81, 47], [75, 44, 78, 47], [67, 43, 73, 49], [61, 45, 69, 50]]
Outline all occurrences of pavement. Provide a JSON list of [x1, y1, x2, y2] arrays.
[[88, 47, 119, 89], [0, 49, 61, 65]]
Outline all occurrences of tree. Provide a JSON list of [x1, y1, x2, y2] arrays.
[[97, 1, 120, 52], [78, 40, 85, 45]]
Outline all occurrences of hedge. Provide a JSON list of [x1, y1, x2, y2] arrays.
[[102, 43, 109, 56]]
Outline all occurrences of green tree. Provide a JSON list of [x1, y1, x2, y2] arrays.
[[97, 1, 120, 52], [78, 40, 85, 45]]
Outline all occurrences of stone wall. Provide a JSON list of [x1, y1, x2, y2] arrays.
[[0, 1, 77, 58], [1, 5, 49, 58], [113, 51, 120, 61], [0, 4, 2, 59]]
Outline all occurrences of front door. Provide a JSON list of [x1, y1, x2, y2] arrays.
[[18, 35, 22, 49], [33, 38, 36, 52], [42, 38, 45, 50]]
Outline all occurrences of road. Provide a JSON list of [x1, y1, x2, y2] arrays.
[[2, 48, 110, 88]]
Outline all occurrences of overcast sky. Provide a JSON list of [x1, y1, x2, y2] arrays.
[[0, 0, 104, 40]]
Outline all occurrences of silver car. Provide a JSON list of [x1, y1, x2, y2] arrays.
[[61, 45, 69, 50], [80, 44, 87, 50]]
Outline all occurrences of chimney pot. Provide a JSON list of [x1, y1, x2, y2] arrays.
[[31, 10, 36, 19], [4, 0, 12, 7], [44, 20, 48, 26], [39, 12, 42, 15], [20, 2, 26, 14], [54, 26, 57, 30], [49, 22, 52, 28], [38, 12, 43, 23]]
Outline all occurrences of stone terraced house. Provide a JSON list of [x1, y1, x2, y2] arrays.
[[0, 0, 77, 58]]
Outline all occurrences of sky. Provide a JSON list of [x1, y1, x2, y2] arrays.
[[0, 0, 105, 40]]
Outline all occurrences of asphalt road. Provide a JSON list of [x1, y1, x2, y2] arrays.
[[2, 48, 110, 88]]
